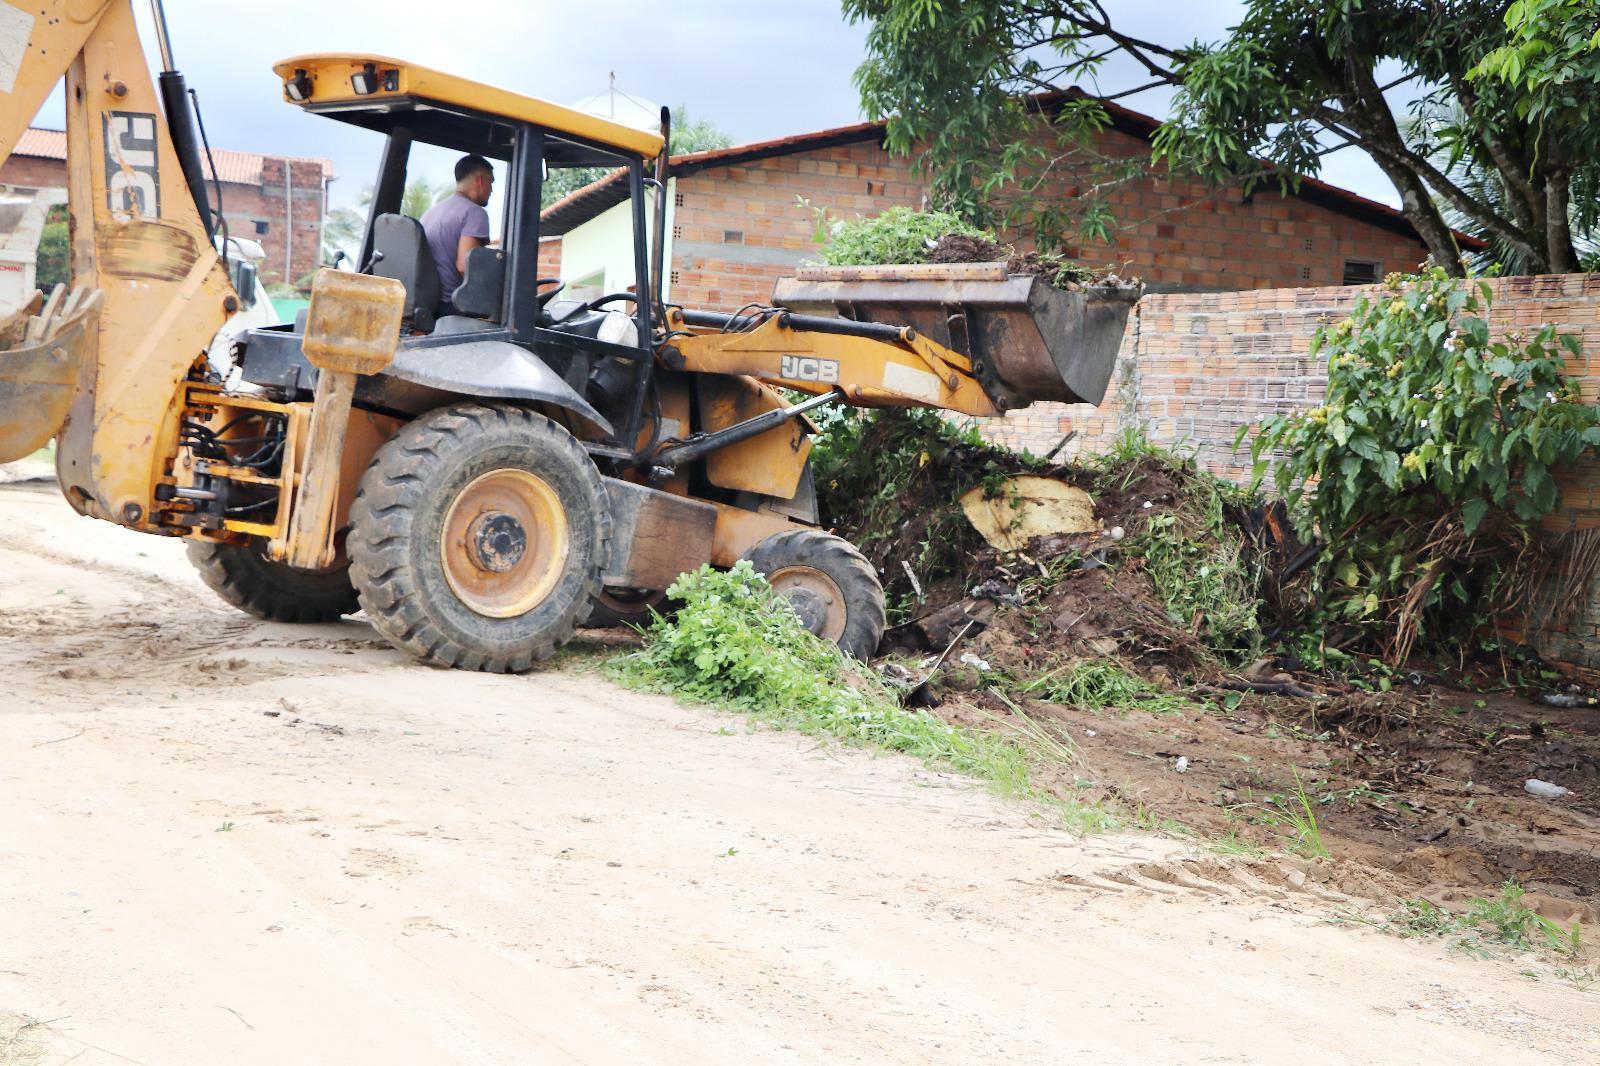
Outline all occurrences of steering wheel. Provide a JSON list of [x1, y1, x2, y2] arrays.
[[535, 276, 565, 312]]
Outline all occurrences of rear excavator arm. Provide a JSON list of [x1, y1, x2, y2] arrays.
[[0, 0, 235, 529]]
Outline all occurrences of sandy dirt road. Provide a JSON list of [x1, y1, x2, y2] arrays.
[[0, 481, 1594, 1065]]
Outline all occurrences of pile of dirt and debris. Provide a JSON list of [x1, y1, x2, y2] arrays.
[[816, 410, 1600, 915], [924, 232, 1124, 288], [815, 409, 1251, 688]]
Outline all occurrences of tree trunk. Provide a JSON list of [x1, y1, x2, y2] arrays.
[[1544, 171, 1580, 274], [1373, 158, 1469, 276]]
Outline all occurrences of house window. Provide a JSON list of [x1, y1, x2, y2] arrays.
[[1342, 258, 1381, 286], [722, 229, 744, 244], [254, 220, 270, 235]]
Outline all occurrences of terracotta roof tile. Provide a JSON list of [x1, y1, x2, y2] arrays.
[[12, 127, 332, 186]]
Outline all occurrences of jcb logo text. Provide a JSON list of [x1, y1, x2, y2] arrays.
[[779, 355, 840, 384]]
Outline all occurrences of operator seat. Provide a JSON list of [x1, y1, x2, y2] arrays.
[[450, 245, 505, 321], [368, 213, 440, 332]]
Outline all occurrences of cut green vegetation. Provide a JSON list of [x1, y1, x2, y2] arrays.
[[809, 204, 989, 267], [604, 562, 1116, 832], [805, 203, 1108, 288], [1379, 881, 1584, 959], [1018, 660, 1185, 713], [1136, 492, 1262, 659]]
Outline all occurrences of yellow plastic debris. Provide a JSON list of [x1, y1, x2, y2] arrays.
[[959, 475, 1099, 551]]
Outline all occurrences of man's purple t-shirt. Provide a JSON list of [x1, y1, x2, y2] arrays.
[[420, 193, 490, 301]]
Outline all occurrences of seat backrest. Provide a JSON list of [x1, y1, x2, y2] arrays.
[[451, 245, 505, 321], [369, 213, 440, 332]]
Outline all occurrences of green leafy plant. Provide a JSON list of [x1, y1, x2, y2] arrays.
[[1246, 268, 1600, 662], [807, 202, 1104, 287], [1464, 880, 1583, 956]]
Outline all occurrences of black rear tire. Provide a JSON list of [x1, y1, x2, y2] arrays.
[[346, 403, 611, 672], [187, 540, 358, 623], [745, 529, 886, 659]]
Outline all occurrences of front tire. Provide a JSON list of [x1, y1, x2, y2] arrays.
[[187, 540, 358, 623], [347, 404, 610, 672], [744, 529, 886, 659]]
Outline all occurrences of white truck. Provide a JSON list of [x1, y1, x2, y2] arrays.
[[0, 185, 67, 310]]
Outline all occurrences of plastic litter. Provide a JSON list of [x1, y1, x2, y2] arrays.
[[1174, 756, 1189, 774], [1535, 691, 1599, 708], [1524, 779, 1570, 800], [958, 652, 991, 672]]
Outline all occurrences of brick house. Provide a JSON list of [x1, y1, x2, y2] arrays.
[[539, 92, 1452, 310], [0, 127, 332, 290]]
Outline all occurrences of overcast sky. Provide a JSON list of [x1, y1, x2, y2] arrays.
[[34, 0, 1402, 212]]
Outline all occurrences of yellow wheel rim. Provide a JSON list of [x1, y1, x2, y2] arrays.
[[440, 469, 569, 618], [766, 565, 847, 642]]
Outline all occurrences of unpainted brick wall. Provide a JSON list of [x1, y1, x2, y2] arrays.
[[666, 129, 1430, 314], [670, 140, 922, 311], [981, 272, 1600, 672]]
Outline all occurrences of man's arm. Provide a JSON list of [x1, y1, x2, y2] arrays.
[[455, 203, 492, 273], [454, 233, 488, 273]]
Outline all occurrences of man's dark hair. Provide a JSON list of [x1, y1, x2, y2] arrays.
[[455, 154, 492, 183]]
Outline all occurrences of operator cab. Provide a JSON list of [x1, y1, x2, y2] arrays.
[[234, 54, 667, 457]]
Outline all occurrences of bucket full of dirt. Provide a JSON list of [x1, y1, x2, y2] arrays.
[[772, 262, 1141, 412], [0, 286, 100, 463]]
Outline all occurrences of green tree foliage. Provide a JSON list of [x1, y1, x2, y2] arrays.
[[540, 106, 733, 208], [34, 203, 69, 291], [843, 0, 1600, 275], [400, 179, 448, 219], [1246, 269, 1600, 662]]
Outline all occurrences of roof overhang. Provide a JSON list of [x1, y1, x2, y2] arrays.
[[271, 54, 665, 161]]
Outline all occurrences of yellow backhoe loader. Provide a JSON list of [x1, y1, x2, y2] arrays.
[[0, 0, 1140, 671]]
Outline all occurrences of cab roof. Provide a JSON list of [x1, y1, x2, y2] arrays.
[[271, 54, 665, 163]]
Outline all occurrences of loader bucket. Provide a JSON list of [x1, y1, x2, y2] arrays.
[[771, 264, 1142, 411], [0, 288, 101, 463]]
